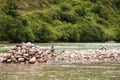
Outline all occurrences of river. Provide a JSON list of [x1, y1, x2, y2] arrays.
[[0, 43, 120, 80]]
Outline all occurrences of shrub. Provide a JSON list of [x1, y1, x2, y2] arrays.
[[33, 22, 57, 42], [16, 27, 35, 42], [96, 17, 109, 27], [57, 23, 81, 42], [47, 0, 63, 4], [0, 14, 35, 42], [74, 6, 87, 16], [60, 2, 71, 11], [80, 24, 104, 42], [60, 12, 77, 23], [2, 0, 19, 17], [102, 28, 116, 42], [92, 3, 109, 20]]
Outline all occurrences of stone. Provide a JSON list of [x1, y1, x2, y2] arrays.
[[0, 42, 56, 64], [23, 54, 29, 57], [7, 59, 12, 63], [18, 58, 25, 62], [11, 58, 18, 63], [29, 57, 36, 64], [1, 57, 8, 63], [15, 55, 22, 58], [8, 50, 16, 53], [3, 54, 11, 58], [37, 58, 44, 63]]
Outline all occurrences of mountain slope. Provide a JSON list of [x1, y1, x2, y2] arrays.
[[0, 0, 120, 42]]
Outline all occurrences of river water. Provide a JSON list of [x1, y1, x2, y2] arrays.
[[0, 43, 120, 80], [0, 62, 120, 80], [0, 43, 120, 52]]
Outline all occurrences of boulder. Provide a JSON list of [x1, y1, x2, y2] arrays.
[[7, 59, 12, 63], [29, 57, 36, 64], [1, 57, 8, 63], [11, 58, 18, 63], [18, 58, 25, 62]]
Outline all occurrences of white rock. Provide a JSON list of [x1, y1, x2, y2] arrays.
[[7, 59, 12, 63], [29, 57, 36, 64], [18, 58, 25, 62]]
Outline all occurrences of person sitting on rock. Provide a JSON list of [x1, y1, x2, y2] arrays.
[[50, 45, 55, 53]]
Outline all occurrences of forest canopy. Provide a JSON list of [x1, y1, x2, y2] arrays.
[[0, 0, 120, 42]]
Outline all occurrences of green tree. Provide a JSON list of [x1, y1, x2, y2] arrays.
[[115, 29, 120, 42], [80, 24, 104, 42], [32, 22, 57, 42], [2, 0, 19, 17], [0, 14, 35, 42]]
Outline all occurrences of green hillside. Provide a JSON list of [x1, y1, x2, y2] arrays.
[[0, 0, 120, 42]]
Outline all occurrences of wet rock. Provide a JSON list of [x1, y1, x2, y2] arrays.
[[29, 57, 36, 64], [15, 55, 23, 59], [11, 58, 18, 63], [23, 54, 29, 57], [55, 49, 120, 63], [1, 57, 8, 63], [0, 42, 54, 64], [3, 54, 11, 58], [7, 59, 12, 63], [18, 58, 25, 62], [8, 50, 16, 53], [37, 58, 44, 63]]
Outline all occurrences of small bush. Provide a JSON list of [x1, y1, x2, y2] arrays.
[[80, 24, 104, 42], [74, 6, 87, 16], [60, 2, 71, 11]]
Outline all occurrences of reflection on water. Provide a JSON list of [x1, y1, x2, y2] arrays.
[[0, 62, 120, 80]]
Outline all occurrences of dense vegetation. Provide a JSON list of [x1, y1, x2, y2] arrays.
[[0, 0, 120, 42]]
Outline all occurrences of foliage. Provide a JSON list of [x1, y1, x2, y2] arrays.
[[0, 0, 120, 42], [80, 24, 104, 42], [2, 0, 19, 17]]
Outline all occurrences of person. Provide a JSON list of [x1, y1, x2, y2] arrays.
[[50, 45, 55, 53]]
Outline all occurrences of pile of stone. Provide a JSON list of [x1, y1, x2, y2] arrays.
[[0, 42, 120, 64], [56, 49, 120, 63], [0, 42, 54, 64]]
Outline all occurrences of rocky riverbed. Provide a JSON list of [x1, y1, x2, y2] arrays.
[[0, 42, 120, 64], [56, 49, 120, 63], [0, 42, 55, 64]]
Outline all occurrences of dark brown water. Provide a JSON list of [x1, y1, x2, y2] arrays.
[[0, 62, 120, 80]]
